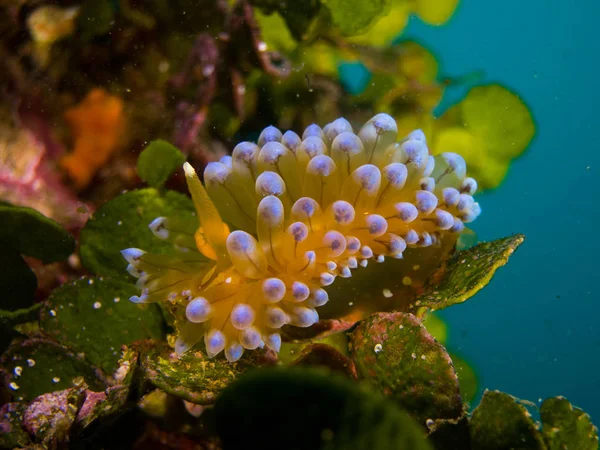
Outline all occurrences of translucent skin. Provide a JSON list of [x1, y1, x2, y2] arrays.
[[122, 114, 481, 362]]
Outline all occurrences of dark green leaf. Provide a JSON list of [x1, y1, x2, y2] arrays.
[[79, 188, 195, 279], [413, 234, 525, 312], [350, 312, 463, 425], [252, 0, 323, 40], [214, 367, 431, 450], [138, 342, 277, 405], [1, 339, 105, 402], [0, 204, 75, 263], [39, 277, 166, 374], [282, 1, 323, 40], [0, 303, 42, 354], [0, 303, 42, 326], [321, 0, 391, 35], [540, 397, 599, 450], [278, 1, 323, 41], [0, 250, 37, 311], [470, 390, 546, 450], [137, 140, 186, 188]]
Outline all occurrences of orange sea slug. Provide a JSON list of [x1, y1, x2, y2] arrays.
[[61, 88, 125, 189], [122, 114, 480, 362]]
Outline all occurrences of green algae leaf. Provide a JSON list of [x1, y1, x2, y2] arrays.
[[470, 390, 546, 450], [1, 250, 37, 312], [254, 10, 297, 53], [433, 127, 503, 188], [0, 403, 30, 448], [419, 315, 479, 405], [254, 0, 323, 41], [213, 367, 432, 450], [415, 0, 460, 25], [0, 204, 75, 263], [350, 312, 463, 426], [1, 339, 105, 402], [348, 2, 411, 47], [461, 84, 535, 159], [279, 0, 323, 41], [434, 84, 535, 190], [39, 277, 166, 375], [540, 397, 599, 450], [0, 303, 42, 354], [137, 140, 186, 189], [422, 312, 448, 344], [138, 342, 277, 405], [299, 41, 340, 77], [322, 0, 392, 36], [449, 351, 478, 405], [80, 188, 195, 279], [414, 234, 525, 312], [0, 303, 42, 326], [348, 0, 458, 46]]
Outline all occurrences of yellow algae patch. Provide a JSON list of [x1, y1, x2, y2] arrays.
[[349, 0, 460, 47], [432, 84, 535, 190], [415, 0, 460, 25]]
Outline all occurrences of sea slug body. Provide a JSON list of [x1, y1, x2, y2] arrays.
[[122, 114, 481, 362]]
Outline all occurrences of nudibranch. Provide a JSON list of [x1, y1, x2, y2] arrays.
[[122, 114, 480, 362]]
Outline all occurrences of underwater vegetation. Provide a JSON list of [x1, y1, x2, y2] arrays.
[[0, 0, 595, 449], [1, 127, 596, 449]]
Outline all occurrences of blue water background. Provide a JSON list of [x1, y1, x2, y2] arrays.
[[355, 0, 600, 418]]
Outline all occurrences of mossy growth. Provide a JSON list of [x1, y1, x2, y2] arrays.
[[213, 367, 432, 450], [351, 312, 463, 426]]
